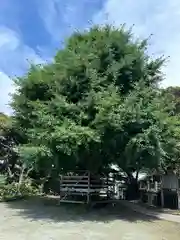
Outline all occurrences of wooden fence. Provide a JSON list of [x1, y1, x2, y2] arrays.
[[59, 171, 115, 204]]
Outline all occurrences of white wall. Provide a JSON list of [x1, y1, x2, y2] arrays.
[[162, 174, 179, 189]]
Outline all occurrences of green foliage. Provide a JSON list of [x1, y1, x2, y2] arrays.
[[0, 113, 22, 181], [94, 83, 176, 174], [163, 86, 180, 114], [0, 113, 12, 153], [161, 87, 180, 172], [11, 25, 178, 179], [0, 178, 39, 202]]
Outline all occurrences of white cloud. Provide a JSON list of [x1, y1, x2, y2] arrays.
[[38, 0, 103, 42], [0, 26, 44, 76], [0, 26, 44, 114], [38, 0, 72, 42], [0, 27, 19, 50], [95, 0, 180, 87], [0, 71, 14, 115]]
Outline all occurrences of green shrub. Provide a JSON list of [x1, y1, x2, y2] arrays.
[[0, 179, 39, 201]]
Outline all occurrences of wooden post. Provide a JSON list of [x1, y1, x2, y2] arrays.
[[147, 181, 150, 191], [106, 176, 109, 199], [178, 190, 180, 209], [113, 177, 115, 199], [161, 189, 164, 208], [155, 181, 158, 192], [160, 175, 164, 208], [87, 171, 90, 204], [59, 175, 62, 204]]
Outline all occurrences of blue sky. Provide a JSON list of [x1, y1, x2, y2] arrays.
[[0, 0, 180, 114]]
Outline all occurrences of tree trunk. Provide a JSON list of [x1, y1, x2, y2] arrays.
[[125, 174, 140, 200], [17, 165, 25, 193]]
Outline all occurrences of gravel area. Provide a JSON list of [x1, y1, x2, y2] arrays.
[[0, 197, 180, 239]]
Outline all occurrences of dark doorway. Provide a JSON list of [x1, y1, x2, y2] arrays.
[[163, 189, 178, 209]]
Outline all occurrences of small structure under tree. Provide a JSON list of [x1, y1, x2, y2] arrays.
[[59, 171, 116, 204], [139, 171, 180, 209]]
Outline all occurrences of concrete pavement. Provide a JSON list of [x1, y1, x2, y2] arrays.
[[120, 200, 180, 223]]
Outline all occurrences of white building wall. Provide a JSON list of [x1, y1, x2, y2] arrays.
[[162, 174, 178, 189]]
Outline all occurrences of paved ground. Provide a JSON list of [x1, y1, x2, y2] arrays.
[[0, 197, 180, 240], [120, 200, 180, 223]]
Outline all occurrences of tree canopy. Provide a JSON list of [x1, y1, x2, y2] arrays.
[[11, 25, 179, 182]]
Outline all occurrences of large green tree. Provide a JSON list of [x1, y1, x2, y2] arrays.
[[11, 25, 176, 187]]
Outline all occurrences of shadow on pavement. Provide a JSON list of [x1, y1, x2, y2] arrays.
[[4, 196, 158, 223]]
